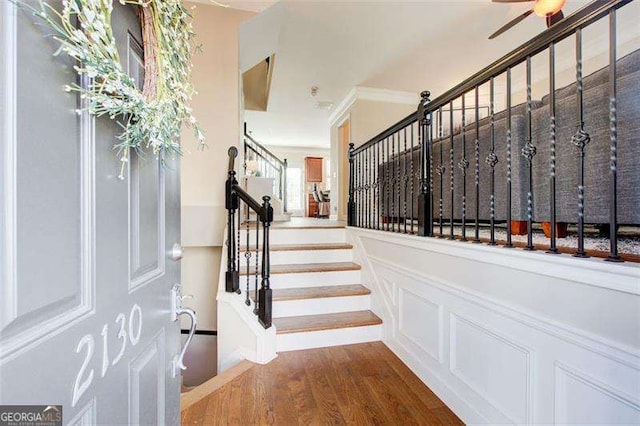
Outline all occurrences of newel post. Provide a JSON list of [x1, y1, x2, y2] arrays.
[[258, 196, 273, 328], [225, 169, 240, 293], [417, 90, 433, 237], [347, 142, 356, 226]]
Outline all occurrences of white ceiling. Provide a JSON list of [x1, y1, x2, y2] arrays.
[[239, 1, 595, 148]]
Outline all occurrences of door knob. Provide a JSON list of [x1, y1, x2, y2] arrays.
[[170, 243, 183, 261]]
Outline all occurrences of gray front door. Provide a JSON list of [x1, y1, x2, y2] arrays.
[[0, 1, 182, 424]]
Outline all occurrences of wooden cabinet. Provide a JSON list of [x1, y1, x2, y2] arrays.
[[308, 194, 319, 218], [305, 157, 323, 182]]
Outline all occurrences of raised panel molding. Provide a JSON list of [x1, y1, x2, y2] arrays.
[[68, 398, 96, 426], [554, 362, 640, 425], [0, 5, 95, 363], [128, 153, 165, 291], [128, 329, 166, 425], [449, 314, 533, 425], [380, 277, 396, 305], [398, 288, 443, 363]]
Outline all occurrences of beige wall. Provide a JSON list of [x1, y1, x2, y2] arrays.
[[180, 3, 255, 331], [329, 99, 415, 220]]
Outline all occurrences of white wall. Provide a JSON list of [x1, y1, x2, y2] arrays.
[[180, 3, 255, 331], [348, 227, 640, 425]]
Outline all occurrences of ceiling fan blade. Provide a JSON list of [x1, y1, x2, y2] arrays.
[[489, 9, 534, 39], [546, 10, 565, 28], [492, 0, 533, 3]]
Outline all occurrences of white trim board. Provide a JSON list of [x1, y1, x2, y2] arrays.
[[329, 86, 419, 127]]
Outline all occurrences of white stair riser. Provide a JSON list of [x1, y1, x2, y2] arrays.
[[276, 324, 382, 352], [256, 249, 353, 265], [240, 228, 346, 245], [272, 295, 371, 318], [241, 270, 361, 289]]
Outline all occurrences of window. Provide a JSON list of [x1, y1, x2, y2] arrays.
[[286, 167, 302, 211]]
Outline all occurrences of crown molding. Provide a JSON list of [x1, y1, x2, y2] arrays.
[[329, 86, 419, 127]]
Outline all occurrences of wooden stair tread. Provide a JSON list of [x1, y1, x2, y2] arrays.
[[251, 243, 353, 252], [273, 310, 382, 334], [240, 262, 361, 275], [253, 284, 370, 302]]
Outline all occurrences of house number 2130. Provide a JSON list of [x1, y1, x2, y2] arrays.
[[71, 304, 143, 407]]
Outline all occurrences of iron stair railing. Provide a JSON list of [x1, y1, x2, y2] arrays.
[[348, 0, 635, 262], [226, 147, 273, 328], [244, 123, 288, 213]]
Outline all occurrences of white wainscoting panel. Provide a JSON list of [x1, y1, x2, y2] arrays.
[[398, 288, 443, 363], [347, 227, 640, 425], [450, 314, 532, 424]]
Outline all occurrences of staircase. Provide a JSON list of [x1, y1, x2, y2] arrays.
[[240, 220, 382, 352]]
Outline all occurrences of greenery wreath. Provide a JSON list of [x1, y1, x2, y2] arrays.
[[21, 0, 203, 178]]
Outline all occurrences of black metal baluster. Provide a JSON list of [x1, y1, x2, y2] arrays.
[[361, 150, 365, 227], [355, 150, 359, 227], [356, 152, 362, 228], [449, 101, 455, 240], [438, 107, 444, 237], [428, 118, 434, 237], [474, 86, 481, 243], [384, 136, 389, 232], [410, 121, 415, 234], [372, 144, 377, 230], [458, 94, 469, 241], [522, 56, 536, 250], [607, 10, 621, 262], [403, 127, 408, 233], [391, 133, 396, 232], [506, 69, 514, 248], [573, 28, 590, 258], [365, 147, 369, 228], [375, 141, 382, 230], [548, 43, 559, 254], [365, 147, 373, 229], [225, 169, 240, 293], [348, 142, 355, 226], [486, 78, 498, 245], [244, 201, 251, 306], [393, 131, 401, 232], [369, 146, 373, 229], [254, 215, 259, 314]]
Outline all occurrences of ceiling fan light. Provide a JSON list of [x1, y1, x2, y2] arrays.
[[533, 0, 566, 17]]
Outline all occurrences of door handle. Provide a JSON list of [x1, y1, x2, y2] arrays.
[[170, 243, 184, 261], [171, 284, 197, 378], [173, 307, 197, 377]]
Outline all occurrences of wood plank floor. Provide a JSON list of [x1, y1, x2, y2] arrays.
[[181, 342, 463, 425]]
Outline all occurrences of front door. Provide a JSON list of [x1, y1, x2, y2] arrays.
[[0, 1, 182, 424]]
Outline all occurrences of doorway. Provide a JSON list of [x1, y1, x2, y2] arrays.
[[338, 118, 350, 221]]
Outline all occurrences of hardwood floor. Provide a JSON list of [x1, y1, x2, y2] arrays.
[[181, 342, 463, 425]]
